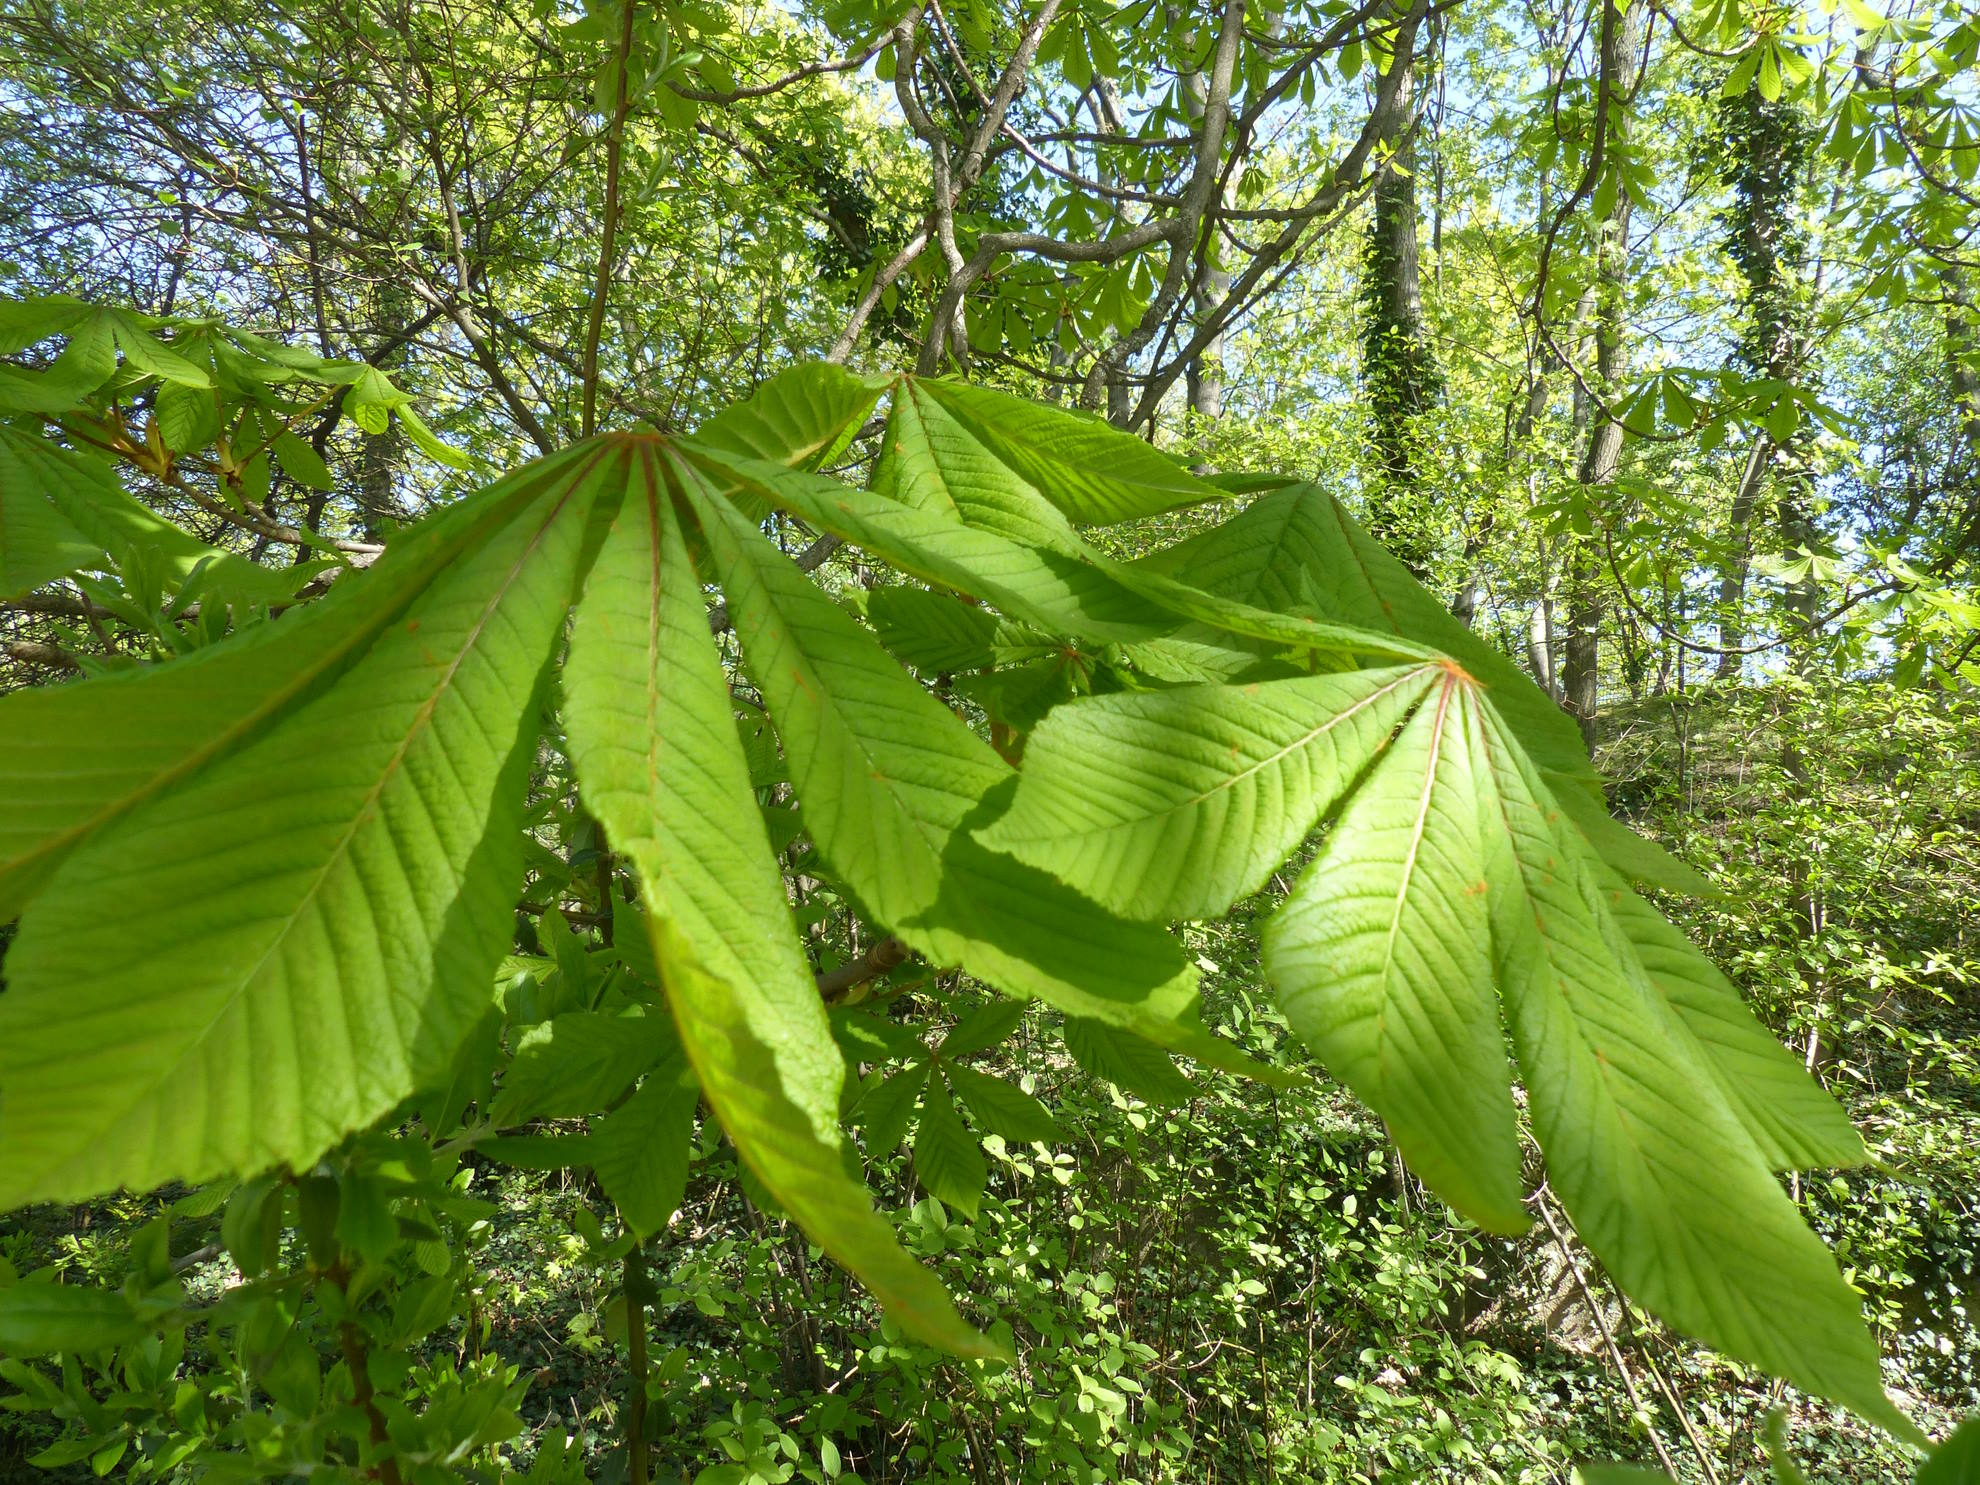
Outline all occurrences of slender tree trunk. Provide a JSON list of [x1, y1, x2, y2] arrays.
[[358, 277, 411, 541], [1561, 0, 1648, 748], [1181, 64, 1229, 423], [1714, 437, 1769, 676], [1942, 271, 1980, 557]]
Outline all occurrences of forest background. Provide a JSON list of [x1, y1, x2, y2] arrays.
[[0, 0, 1977, 1478]]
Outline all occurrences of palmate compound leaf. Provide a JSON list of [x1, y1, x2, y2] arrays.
[[0, 425, 294, 606], [1132, 478, 1715, 896], [559, 442, 991, 1356], [0, 444, 618, 1207], [974, 652, 1904, 1431], [0, 443, 602, 916], [673, 454, 1270, 1083]]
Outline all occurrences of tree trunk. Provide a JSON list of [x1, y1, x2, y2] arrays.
[[1561, 0, 1648, 748], [1359, 18, 1439, 574], [358, 276, 411, 541], [1714, 83, 1818, 661], [1181, 64, 1229, 424], [1941, 271, 1980, 558]]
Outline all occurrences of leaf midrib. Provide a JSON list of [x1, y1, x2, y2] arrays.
[[60, 449, 605, 1185], [1019, 666, 1434, 844], [1374, 671, 1461, 1090]]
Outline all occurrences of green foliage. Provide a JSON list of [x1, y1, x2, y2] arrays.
[[0, 304, 1954, 1480]]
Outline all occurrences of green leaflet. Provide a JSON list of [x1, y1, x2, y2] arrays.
[[1062, 1018, 1197, 1106], [688, 443, 1180, 645], [591, 1063, 700, 1238], [659, 898, 998, 1354], [1550, 779, 1723, 898], [0, 429, 100, 597], [918, 378, 1216, 525], [0, 444, 596, 917], [692, 362, 891, 469], [979, 664, 1441, 922], [938, 999, 1026, 1060], [873, 381, 1087, 552], [944, 1063, 1057, 1143], [866, 584, 1054, 674], [1473, 702, 1912, 1438], [1598, 869, 1867, 1171], [688, 443, 1425, 668], [0, 447, 610, 1206], [856, 1062, 930, 1156], [0, 294, 93, 358], [678, 459, 1267, 1080], [914, 1072, 988, 1217], [0, 308, 117, 412], [560, 445, 989, 1355], [1264, 673, 1529, 1235], [0, 1281, 164, 1357], [1137, 481, 1594, 780]]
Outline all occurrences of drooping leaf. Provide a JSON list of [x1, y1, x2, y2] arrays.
[[1473, 701, 1912, 1438], [918, 377, 1215, 525], [1550, 780, 1722, 898], [0, 445, 611, 1206], [1264, 672, 1529, 1235], [1601, 871, 1866, 1171], [0, 431, 102, 598], [855, 1062, 929, 1157], [0, 429, 293, 602], [944, 1063, 1057, 1143], [0, 1281, 159, 1357], [0, 308, 117, 412], [561, 443, 991, 1356], [938, 999, 1027, 1060], [688, 443, 1423, 667], [491, 1011, 680, 1125], [913, 1072, 987, 1217], [0, 294, 92, 358], [691, 363, 890, 471], [980, 664, 1440, 922], [690, 362, 891, 520], [872, 380, 1086, 551], [1062, 1018, 1197, 1105], [591, 1063, 700, 1238]]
